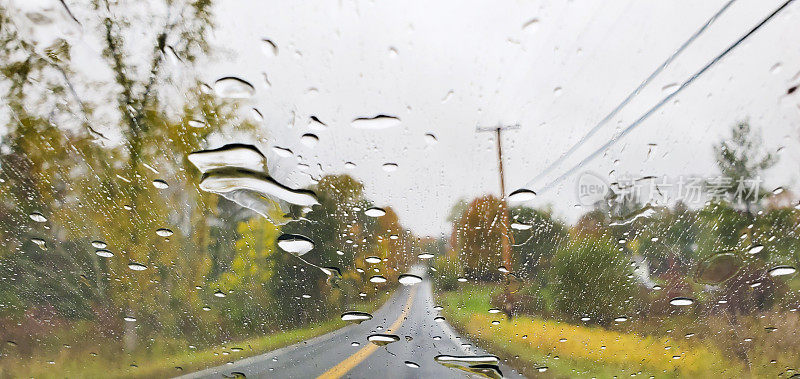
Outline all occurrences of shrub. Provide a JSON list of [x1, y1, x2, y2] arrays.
[[550, 236, 637, 325]]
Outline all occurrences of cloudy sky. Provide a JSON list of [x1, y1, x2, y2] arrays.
[[196, 0, 800, 236]]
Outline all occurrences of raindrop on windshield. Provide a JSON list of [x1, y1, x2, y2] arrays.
[[434, 355, 502, 379], [507, 189, 536, 203], [29, 212, 47, 223], [398, 274, 422, 286], [364, 207, 386, 217], [404, 361, 420, 368], [188, 144, 266, 173], [669, 297, 695, 306], [214, 77, 255, 99], [152, 179, 169, 189], [95, 250, 114, 258], [424, 133, 438, 145], [341, 311, 373, 324], [382, 163, 398, 172], [156, 228, 173, 237], [350, 115, 401, 129], [277, 234, 315, 255], [694, 252, 742, 285], [367, 334, 400, 346], [91, 240, 107, 249], [768, 266, 796, 277], [300, 134, 319, 148], [128, 263, 147, 271], [369, 275, 387, 283], [364, 256, 381, 264], [214, 290, 227, 298]]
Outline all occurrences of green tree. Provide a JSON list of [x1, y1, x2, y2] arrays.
[[711, 121, 777, 213], [550, 236, 637, 325]]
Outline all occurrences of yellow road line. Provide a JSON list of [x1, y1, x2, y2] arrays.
[[317, 288, 417, 379]]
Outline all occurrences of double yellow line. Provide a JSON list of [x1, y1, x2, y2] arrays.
[[317, 288, 417, 378]]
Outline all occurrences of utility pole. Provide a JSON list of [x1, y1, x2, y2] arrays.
[[476, 123, 519, 317]]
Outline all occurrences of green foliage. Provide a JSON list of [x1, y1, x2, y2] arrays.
[[550, 236, 637, 325]]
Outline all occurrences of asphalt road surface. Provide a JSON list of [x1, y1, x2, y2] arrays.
[[180, 269, 522, 379]]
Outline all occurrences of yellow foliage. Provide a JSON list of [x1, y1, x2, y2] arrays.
[[464, 313, 744, 377]]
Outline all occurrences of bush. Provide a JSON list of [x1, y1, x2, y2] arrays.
[[433, 253, 462, 291], [550, 236, 637, 325]]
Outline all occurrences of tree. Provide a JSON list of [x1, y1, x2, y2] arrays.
[[550, 236, 637, 325], [450, 196, 507, 281], [711, 121, 777, 214]]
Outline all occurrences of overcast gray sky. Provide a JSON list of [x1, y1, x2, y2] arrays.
[[194, 0, 800, 236]]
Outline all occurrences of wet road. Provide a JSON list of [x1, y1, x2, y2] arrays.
[[180, 269, 522, 378]]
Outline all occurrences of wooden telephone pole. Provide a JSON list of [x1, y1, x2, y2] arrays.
[[477, 124, 519, 316]]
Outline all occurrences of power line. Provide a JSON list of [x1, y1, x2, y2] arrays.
[[525, 0, 737, 187], [530, 0, 795, 195]]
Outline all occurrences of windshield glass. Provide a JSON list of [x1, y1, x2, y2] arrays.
[[1, 0, 799, 378]]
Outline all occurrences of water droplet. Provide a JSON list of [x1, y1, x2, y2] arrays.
[[536, 366, 548, 372], [341, 311, 373, 324], [553, 87, 563, 96], [214, 77, 255, 99], [156, 228, 173, 237], [91, 240, 107, 249], [365, 256, 382, 264], [214, 290, 227, 298], [609, 204, 658, 226], [694, 252, 742, 284], [202, 306, 211, 311], [128, 263, 147, 271], [382, 163, 398, 172], [510, 222, 532, 230], [508, 189, 536, 203], [367, 333, 400, 346], [522, 18, 539, 31], [272, 146, 293, 158], [344, 162, 356, 170], [614, 316, 628, 322], [351, 115, 400, 130], [31, 238, 46, 249], [152, 180, 169, 189], [404, 361, 420, 368], [497, 266, 509, 273], [308, 116, 327, 129], [188, 144, 266, 173], [350, 341, 360, 347], [669, 297, 694, 306], [488, 308, 501, 314], [361, 208, 386, 218], [369, 275, 387, 283], [300, 134, 319, 148], [417, 253, 434, 259], [773, 187, 785, 194], [434, 316, 445, 322], [768, 265, 796, 277], [457, 277, 467, 283], [188, 120, 205, 128], [747, 245, 764, 255], [123, 316, 136, 322], [29, 213, 47, 223], [277, 234, 314, 256], [424, 133, 438, 145], [95, 249, 114, 258], [398, 274, 422, 286], [262, 39, 278, 56], [434, 355, 502, 379], [441, 91, 454, 103]]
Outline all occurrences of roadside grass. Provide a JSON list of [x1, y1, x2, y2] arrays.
[[438, 285, 745, 378], [0, 293, 389, 378]]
